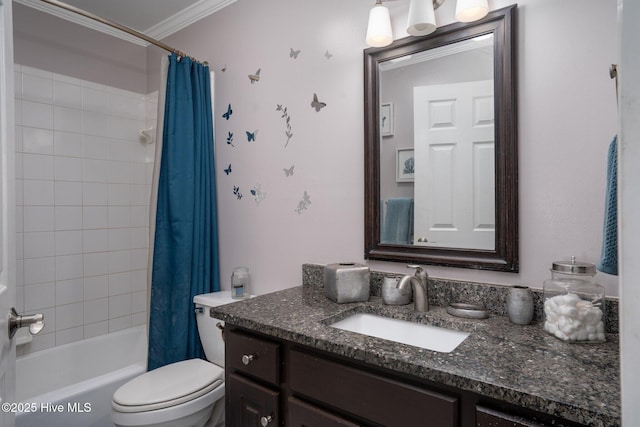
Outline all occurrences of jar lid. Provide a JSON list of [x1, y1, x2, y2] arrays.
[[551, 256, 596, 274]]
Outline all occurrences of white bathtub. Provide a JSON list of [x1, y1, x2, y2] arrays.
[[16, 325, 147, 427]]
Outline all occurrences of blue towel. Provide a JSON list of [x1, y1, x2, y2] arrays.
[[598, 136, 618, 275], [381, 198, 413, 244]]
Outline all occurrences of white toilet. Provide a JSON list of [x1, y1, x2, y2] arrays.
[[111, 291, 235, 427]]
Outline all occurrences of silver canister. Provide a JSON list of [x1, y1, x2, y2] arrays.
[[324, 263, 370, 303], [382, 276, 412, 305]]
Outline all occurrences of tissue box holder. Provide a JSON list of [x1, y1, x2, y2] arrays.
[[324, 263, 370, 303]]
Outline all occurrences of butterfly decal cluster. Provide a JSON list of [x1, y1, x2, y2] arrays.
[[219, 46, 336, 213], [275, 104, 294, 147], [311, 93, 326, 112]]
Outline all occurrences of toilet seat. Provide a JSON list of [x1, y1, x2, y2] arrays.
[[113, 358, 224, 413]]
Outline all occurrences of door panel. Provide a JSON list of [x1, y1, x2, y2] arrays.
[[0, 1, 17, 426]]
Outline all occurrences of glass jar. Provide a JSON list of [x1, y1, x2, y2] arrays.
[[543, 257, 605, 343], [231, 267, 250, 299]]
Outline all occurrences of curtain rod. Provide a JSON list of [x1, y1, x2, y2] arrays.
[[39, 0, 203, 63]]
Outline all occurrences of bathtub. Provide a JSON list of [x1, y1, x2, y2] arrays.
[[16, 325, 147, 427]]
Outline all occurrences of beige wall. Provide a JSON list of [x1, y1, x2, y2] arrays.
[[152, 0, 619, 296]]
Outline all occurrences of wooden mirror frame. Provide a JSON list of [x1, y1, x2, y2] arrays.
[[364, 5, 518, 272]]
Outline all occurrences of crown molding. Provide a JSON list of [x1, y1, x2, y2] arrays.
[[15, 0, 236, 47], [146, 0, 237, 41]]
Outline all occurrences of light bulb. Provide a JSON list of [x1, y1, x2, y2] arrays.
[[455, 0, 489, 23]]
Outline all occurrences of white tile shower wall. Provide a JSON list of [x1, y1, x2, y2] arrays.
[[14, 64, 156, 355]]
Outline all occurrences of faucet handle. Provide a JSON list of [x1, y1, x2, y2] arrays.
[[406, 264, 428, 279]]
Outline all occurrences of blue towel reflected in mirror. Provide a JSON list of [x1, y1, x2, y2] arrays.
[[381, 198, 414, 245]]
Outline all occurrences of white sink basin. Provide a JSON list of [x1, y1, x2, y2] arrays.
[[330, 313, 469, 353]]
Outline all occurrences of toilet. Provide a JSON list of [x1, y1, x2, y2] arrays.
[[111, 291, 235, 427]]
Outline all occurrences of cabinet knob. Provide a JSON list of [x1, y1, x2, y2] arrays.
[[260, 415, 273, 426], [241, 354, 255, 365]]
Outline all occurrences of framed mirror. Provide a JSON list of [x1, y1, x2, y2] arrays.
[[364, 5, 518, 272]]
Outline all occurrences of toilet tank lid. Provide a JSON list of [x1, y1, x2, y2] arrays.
[[193, 291, 236, 306], [193, 291, 255, 307]]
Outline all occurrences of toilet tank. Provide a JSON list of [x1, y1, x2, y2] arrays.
[[193, 291, 237, 367]]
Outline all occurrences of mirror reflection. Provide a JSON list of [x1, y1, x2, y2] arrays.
[[379, 35, 495, 250]]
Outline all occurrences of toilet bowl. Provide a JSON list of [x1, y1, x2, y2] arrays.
[[112, 291, 236, 427]]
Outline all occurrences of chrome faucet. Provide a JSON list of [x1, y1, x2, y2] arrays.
[[396, 265, 429, 312]]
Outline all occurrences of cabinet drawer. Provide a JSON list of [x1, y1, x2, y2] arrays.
[[289, 397, 361, 427], [227, 329, 281, 386], [289, 349, 459, 427], [477, 406, 546, 427], [228, 373, 279, 427]]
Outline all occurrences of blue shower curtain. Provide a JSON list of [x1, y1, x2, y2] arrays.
[[148, 54, 220, 371]]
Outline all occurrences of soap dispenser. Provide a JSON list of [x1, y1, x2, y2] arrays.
[[231, 267, 250, 299]]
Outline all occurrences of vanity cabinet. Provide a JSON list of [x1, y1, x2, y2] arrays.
[[288, 349, 458, 426], [225, 326, 587, 427]]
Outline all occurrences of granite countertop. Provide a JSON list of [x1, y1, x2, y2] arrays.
[[211, 284, 620, 427]]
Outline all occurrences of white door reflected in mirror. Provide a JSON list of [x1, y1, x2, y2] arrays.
[[413, 80, 495, 249]]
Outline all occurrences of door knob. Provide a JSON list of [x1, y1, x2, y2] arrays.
[[260, 415, 273, 426], [8, 307, 45, 339]]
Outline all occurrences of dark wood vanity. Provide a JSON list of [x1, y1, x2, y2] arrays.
[[225, 326, 587, 427]]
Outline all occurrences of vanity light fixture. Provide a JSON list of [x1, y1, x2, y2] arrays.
[[366, 0, 393, 47], [367, 0, 490, 47], [405, 0, 490, 38]]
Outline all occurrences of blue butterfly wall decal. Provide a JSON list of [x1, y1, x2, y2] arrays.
[[222, 104, 232, 120], [224, 164, 232, 175], [246, 130, 258, 142], [325, 50, 333, 60], [290, 48, 301, 59], [226, 131, 234, 147], [283, 165, 294, 177]]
